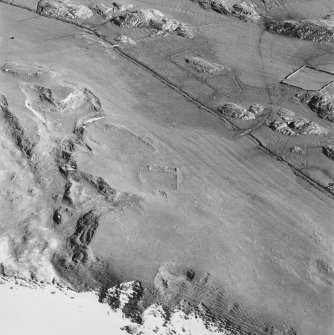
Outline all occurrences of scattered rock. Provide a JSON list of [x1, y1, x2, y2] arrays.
[[277, 108, 297, 120], [80, 32, 117, 53], [111, 9, 194, 38], [316, 259, 333, 275], [295, 91, 313, 104], [157, 189, 168, 198], [154, 262, 197, 301], [326, 182, 334, 192], [37, 0, 93, 20], [218, 102, 260, 120], [263, 324, 298, 335], [185, 56, 224, 73], [289, 146, 306, 155], [1, 60, 52, 81], [114, 35, 136, 45], [309, 258, 334, 287], [308, 91, 334, 122]]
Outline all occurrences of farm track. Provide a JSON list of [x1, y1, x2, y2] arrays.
[[1, 1, 334, 201]]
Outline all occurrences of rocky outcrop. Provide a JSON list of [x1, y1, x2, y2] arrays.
[[192, 0, 261, 22], [60, 87, 102, 112], [20, 83, 102, 116], [100, 275, 232, 334], [127, 302, 229, 334], [68, 210, 100, 264], [0, 95, 34, 158], [0, 275, 236, 335], [185, 56, 224, 73], [102, 281, 144, 323], [90, 1, 133, 19], [37, 0, 93, 20], [111, 9, 194, 38], [0, 75, 138, 279], [218, 102, 263, 120], [265, 18, 334, 43], [267, 109, 324, 136], [192, 0, 213, 9], [229, 2, 261, 22], [114, 35, 136, 45], [290, 146, 306, 155], [323, 145, 334, 160], [308, 91, 334, 122], [309, 15, 334, 29], [210, 0, 231, 14]]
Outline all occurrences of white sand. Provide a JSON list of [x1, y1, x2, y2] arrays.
[[0, 277, 225, 335], [0, 278, 127, 335]]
